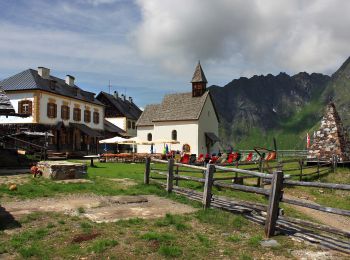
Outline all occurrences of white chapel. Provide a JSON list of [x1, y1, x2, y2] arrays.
[[136, 62, 220, 155]]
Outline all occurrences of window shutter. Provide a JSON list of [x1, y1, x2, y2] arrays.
[[18, 101, 23, 114], [54, 104, 57, 118], [61, 106, 64, 119], [47, 103, 50, 117], [28, 101, 32, 115], [67, 107, 70, 120]]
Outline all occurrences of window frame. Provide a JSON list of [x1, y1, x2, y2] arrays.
[[147, 133, 152, 141], [93, 111, 99, 124], [84, 110, 91, 123], [61, 105, 70, 120], [73, 108, 81, 121], [171, 130, 177, 141], [47, 102, 57, 118], [18, 100, 32, 115]]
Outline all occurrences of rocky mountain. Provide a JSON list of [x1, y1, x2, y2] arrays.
[[209, 65, 339, 149]]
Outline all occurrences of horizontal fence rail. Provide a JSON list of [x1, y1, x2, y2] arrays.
[[144, 156, 350, 246]]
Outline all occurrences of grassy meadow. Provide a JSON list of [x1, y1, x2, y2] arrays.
[[0, 161, 348, 259]]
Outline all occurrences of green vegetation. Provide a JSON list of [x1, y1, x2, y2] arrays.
[[0, 162, 347, 259]]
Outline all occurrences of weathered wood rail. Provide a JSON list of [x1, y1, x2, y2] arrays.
[[144, 157, 350, 253]]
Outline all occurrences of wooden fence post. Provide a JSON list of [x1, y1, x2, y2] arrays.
[[175, 166, 179, 186], [144, 157, 151, 184], [299, 159, 303, 181], [202, 164, 215, 209], [166, 158, 174, 193], [265, 170, 284, 238], [257, 158, 263, 187]]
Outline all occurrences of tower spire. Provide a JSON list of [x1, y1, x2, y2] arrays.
[[191, 61, 207, 97]]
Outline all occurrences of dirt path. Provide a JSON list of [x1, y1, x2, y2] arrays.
[[283, 194, 350, 232]]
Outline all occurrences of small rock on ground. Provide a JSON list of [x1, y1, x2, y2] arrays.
[[260, 239, 280, 248]]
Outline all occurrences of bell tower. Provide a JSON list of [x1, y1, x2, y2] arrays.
[[191, 61, 207, 97]]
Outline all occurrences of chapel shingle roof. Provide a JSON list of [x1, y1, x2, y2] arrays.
[[191, 62, 207, 83], [152, 91, 209, 122], [136, 104, 161, 126], [0, 69, 103, 106], [0, 86, 15, 115], [136, 91, 219, 127], [96, 91, 142, 120]]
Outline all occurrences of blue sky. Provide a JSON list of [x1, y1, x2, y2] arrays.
[[1, 0, 350, 107]]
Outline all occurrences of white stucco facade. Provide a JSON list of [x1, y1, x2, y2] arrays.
[[137, 95, 219, 155], [0, 92, 35, 123], [0, 90, 104, 130], [106, 117, 137, 137]]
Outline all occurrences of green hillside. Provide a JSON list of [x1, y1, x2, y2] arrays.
[[211, 57, 350, 150]]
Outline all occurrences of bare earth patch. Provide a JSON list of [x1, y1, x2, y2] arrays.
[[0, 174, 31, 185], [96, 177, 137, 187], [284, 194, 350, 232], [1, 194, 196, 223]]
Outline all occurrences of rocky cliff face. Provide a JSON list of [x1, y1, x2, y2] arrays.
[[209, 71, 331, 148]]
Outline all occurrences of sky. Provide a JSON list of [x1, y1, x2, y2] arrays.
[[0, 0, 349, 107]]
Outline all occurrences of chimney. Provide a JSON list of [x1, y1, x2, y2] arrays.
[[113, 91, 118, 99], [129, 97, 133, 103], [38, 67, 50, 79], [121, 94, 126, 101], [65, 75, 75, 86]]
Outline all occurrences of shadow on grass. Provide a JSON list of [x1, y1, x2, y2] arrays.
[[0, 205, 21, 230]]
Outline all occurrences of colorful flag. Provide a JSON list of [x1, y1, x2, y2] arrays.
[[306, 133, 310, 149]]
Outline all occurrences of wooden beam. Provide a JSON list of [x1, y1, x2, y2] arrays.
[[202, 164, 215, 209], [265, 171, 284, 238], [166, 158, 174, 193], [144, 157, 151, 184]]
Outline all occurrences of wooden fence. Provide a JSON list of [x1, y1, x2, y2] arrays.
[[144, 157, 350, 252]]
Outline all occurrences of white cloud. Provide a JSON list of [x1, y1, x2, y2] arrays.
[[134, 0, 350, 78]]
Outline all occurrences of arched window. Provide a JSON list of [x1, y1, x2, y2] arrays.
[[171, 130, 177, 141], [147, 133, 152, 141]]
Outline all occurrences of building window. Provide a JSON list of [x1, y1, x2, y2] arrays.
[[18, 100, 32, 115], [61, 105, 70, 120], [132, 122, 135, 129], [73, 108, 81, 121], [171, 130, 177, 141], [127, 120, 131, 129], [147, 133, 152, 141], [93, 112, 99, 124], [84, 110, 91, 123], [47, 103, 57, 118]]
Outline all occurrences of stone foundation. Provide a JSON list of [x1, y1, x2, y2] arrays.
[[36, 161, 87, 180]]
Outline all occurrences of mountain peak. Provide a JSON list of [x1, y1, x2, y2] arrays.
[[332, 56, 350, 79]]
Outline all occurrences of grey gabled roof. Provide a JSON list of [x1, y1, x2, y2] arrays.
[[153, 91, 210, 122], [0, 86, 15, 115], [96, 91, 142, 120], [0, 69, 103, 106], [136, 104, 161, 126], [191, 62, 207, 83], [136, 91, 219, 126]]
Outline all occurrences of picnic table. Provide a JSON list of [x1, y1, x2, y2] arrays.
[[83, 155, 100, 167]]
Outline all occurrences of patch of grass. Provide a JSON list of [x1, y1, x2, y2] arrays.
[[227, 234, 242, 242], [155, 213, 190, 231], [10, 228, 50, 249], [19, 212, 42, 223], [196, 233, 211, 247], [140, 232, 175, 243], [57, 220, 65, 225], [248, 235, 263, 247], [46, 223, 56, 229], [77, 207, 86, 214], [80, 222, 93, 233], [195, 209, 247, 229], [18, 244, 49, 259], [88, 239, 118, 253], [239, 253, 253, 260], [116, 217, 145, 227], [158, 245, 182, 258]]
